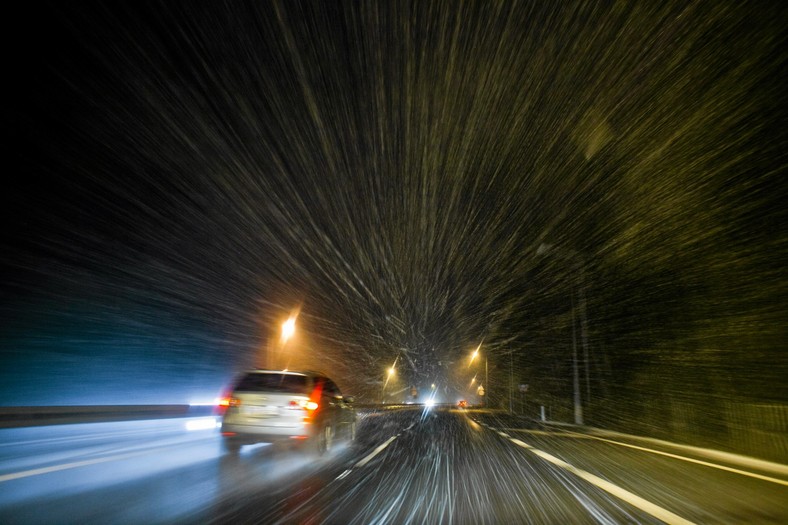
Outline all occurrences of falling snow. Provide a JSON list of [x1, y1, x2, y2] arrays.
[[3, 0, 787, 465]]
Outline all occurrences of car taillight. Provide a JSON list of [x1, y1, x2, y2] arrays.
[[289, 399, 319, 411], [216, 396, 241, 415], [304, 382, 323, 418]]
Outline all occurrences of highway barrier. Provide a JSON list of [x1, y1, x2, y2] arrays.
[[0, 405, 216, 428]]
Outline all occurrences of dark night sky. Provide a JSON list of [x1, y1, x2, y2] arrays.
[[1, 1, 786, 413]]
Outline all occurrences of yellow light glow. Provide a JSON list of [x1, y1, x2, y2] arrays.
[[282, 316, 296, 341]]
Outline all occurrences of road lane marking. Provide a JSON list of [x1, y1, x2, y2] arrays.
[[583, 428, 788, 477], [0, 449, 152, 483], [335, 421, 418, 481], [511, 438, 533, 449], [354, 435, 397, 468], [509, 438, 696, 525], [562, 431, 788, 487]]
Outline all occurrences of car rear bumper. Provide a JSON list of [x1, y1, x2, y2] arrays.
[[220, 421, 313, 442]]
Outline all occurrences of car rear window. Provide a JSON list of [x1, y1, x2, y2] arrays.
[[234, 373, 310, 394]]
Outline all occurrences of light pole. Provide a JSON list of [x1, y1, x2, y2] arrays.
[[536, 243, 588, 425]]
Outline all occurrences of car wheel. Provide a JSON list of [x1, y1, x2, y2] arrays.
[[222, 438, 242, 454]]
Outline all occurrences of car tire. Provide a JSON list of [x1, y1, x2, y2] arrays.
[[222, 438, 242, 454]]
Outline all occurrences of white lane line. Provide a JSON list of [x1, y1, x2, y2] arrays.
[[334, 433, 401, 480], [0, 449, 152, 483], [354, 435, 398, 468], [334, 422, 416, 481], [587, 429, 788, 478], [509, 438, 696, 525], [569, 432, 788, 487], [511, 438, 533, 449]]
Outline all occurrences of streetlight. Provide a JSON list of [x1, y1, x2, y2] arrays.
[[469, 343, 489, 407], [281, 316, 296, 342], [273, 312, 298, 370], [381, 366, 395, 403], [536, 243, 588, 425]]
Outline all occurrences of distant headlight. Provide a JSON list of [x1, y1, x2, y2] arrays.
[[425, 399, 435, 408], [185, 417, 220, 431]]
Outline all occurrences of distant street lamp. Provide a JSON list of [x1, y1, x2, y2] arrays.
[[470, 344, 489, 407], [281, 316, 296, 342], [381, 366, 396, 403], [270, 312, 298, 370], [536, 243, 588, 425]]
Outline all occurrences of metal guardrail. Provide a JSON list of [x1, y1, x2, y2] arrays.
[[0, 402, 466, 429], [0, 405, 216, 428]]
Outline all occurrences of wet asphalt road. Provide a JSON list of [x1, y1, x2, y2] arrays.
[[1, 407, 786, 524]]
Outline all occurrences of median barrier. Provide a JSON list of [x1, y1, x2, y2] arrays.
[[0, 405, 216, 428]]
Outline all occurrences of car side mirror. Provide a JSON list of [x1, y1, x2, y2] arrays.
[[343, 395, 355, 404]]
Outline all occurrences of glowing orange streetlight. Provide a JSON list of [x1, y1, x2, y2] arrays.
[[281, 316, 296, 342], [270, 311, 299, 370], [381, 365, 396, 403], [469, 343, 488, 406]]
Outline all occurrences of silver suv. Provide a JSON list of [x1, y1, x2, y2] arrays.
[[218, 370, 356, 455]]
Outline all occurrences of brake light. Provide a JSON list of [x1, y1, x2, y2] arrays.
[[216, 396, 241, 415], [288, 399, 319, 411], [305, 381, 323, 417], [287, 398, 319, 422]]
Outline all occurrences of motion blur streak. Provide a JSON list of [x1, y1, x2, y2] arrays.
[[2, 0, 787, 523], [1, 408, 786, 523]]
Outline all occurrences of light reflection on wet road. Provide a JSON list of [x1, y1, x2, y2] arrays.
[[1, 408, 786, 524]]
